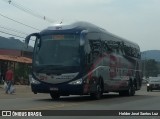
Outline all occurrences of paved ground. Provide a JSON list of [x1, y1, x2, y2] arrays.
[[0, 84, 35, 99], [0, 84, 148, 99], [0, 84, 31, 92], [1, 84, 160, 119]]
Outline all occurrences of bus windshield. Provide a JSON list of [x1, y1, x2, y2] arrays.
[[34, 34, 80, 67]]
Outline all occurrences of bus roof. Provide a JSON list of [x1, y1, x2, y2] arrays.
[[41, 21, 140, 50]]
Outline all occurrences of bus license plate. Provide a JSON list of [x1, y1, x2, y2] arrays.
[[50, 87, 58, 91]]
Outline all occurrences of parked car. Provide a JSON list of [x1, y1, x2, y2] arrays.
[[147, 77, 160, 92]]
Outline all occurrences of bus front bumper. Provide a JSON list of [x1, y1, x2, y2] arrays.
[[31, 83, 84, 96]]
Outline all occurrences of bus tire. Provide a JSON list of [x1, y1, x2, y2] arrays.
[[119, 91, 125, 96], [119, 80, 135, 96], [127, 80, 135, 96], [90, 83, 102, 100], [134, 78, 138, 90], [50, 92, 60, 100]]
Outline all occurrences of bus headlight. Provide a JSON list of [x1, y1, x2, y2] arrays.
[[69, 79, 82, 85], [30, 77, 41, 84], [147, 83, 150, 86]]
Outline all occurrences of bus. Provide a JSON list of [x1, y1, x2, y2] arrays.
[[25, 21, 142, 100]]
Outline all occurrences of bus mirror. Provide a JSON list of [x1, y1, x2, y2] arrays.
[[25, 33, 40, 47], [80, 30, 88, 46], [25, 35, 31, 45]]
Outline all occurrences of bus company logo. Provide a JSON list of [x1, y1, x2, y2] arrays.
[[2, 111, 12, 116]]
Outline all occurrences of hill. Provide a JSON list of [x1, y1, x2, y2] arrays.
[[141, 50, 160, 62], [0, 36, 33, 52]]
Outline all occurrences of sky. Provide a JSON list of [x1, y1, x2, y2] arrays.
[[0, 0, 160, 51]]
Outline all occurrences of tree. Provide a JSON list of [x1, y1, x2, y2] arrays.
[[14, 63, 30, 84], [143, 59, 159, 77]]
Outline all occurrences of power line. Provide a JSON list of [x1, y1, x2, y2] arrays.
[[0, 12, 40, 31], [0, 30, 36, 42], [2, 0, 54, 23], [0, 25, 28, 35], [0, 30, 25, 39]]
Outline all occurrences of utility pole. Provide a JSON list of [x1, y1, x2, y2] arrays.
[[143, 52, 146, 79]]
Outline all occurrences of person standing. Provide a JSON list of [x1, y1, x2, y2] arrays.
[[0, 67, 1, 84], [5, 67, 14, 94]]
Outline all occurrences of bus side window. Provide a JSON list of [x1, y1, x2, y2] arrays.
[[89, 40, 102, 61], [84, 39, 92, 65], [87, 32, 101, 62], [84, 39, 91, 54], [86, 53, 91, 65], [101, 40, 112, 54]]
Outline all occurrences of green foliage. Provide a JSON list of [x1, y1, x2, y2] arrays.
[[14, 63, 29, 82], [142, 59, 160, 77]]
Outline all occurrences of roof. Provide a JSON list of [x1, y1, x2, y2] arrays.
[[0, 55, 32, 64]]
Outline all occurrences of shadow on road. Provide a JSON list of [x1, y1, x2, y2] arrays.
[[33, 93, 157, 104]]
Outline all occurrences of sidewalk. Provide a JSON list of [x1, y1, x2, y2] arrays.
[[0, 84, 32, 94], [0, 84, 47, 99]]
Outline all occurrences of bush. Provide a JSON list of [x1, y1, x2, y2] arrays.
[[14, 63, 30, 85]]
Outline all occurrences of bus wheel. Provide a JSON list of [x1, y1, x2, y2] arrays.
[[50, 92, 60, 100], [90, 84, 102, 100], [119, 91, 125, 96], [119, 81, 135, 96], [127, 81, 135, 96]]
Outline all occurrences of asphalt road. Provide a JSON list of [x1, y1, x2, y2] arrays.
[[0, 84, 160, 119]]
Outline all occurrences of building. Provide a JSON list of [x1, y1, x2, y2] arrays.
[[0, 36, 33, 84]]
